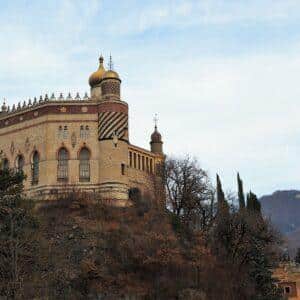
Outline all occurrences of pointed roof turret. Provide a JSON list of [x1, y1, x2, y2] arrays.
[[1, 99, 7, 112], [150, 115, 163, 154], [151, 114, 162, 143]]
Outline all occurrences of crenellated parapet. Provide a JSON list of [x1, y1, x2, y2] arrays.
[[0, 92, 91, 117], [0, 92, 99, 130]]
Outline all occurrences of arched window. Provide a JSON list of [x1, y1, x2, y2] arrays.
[[16, 155, 24, 172], [85, 126, 90, 138], [80, 125, 84, 139], [58, 126, 63, 139], [80, 125, 90, 139], [2, 158, 9, 170], [63, 126, 68, 139], [31, 151, 39, 185], [79, 148, 90, 182], [57, 148, 68, 181]]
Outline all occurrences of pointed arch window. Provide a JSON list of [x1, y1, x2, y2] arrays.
[[80, 125, 90, 139], [31, 151, 39, 185], [2, 158, 9, 170], [57, 148, 69, 181], [16, 155, 24, 172], [80, 125, 84, 139], [79, 147, 90, 182], [58, 126, 63, 139], [63, 126, 68, 139]]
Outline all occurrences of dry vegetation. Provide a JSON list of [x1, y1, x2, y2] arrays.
[[31, 195, 214, 299], [0, 158, 284, 299]]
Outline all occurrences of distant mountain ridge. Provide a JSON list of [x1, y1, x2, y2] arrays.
[[259, 190, 300, 256], [260, 190, 300, 234]]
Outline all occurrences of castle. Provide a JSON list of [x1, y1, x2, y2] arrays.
[[0, 55, 164, 205]]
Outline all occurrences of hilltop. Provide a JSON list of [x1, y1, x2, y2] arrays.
[[21, 196, 212, 299]]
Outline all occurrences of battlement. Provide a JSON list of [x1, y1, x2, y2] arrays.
[[0, 92, 91, 119]]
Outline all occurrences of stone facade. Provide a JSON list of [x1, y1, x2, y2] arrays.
[[273, 263, 300, 299], [0, 56, 164, 205]]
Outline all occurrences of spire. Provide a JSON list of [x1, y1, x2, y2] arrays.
[[154, 113, 158, 131], [108, 54, 114, 70], [150, 114, 163, 154], [98, 54, 104, 70], [99, 54, 104, 65], [151, 114, 161, 142]]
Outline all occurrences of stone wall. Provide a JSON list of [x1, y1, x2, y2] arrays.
[[0, 101, 164, 203]]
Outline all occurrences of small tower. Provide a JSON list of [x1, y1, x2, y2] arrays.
[[97, 56, 129, 204], [101, 55, 121, 101], [89, 55, 106, 100], [150, 117, 163, 154], [1, 99, 7, 114]]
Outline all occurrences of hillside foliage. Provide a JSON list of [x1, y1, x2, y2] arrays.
[[0, 158, 283, 299]]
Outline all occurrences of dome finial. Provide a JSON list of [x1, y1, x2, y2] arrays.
[[102, 54, 120, 82], [108, 54, 114, 71], [154, 113, 158, 131], [89, 54, 106, 87]]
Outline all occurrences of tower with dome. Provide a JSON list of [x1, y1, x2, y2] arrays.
[[0, 55, 164, 205]]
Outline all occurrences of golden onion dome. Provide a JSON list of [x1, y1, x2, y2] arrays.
[[102, 69, 120, 80], [89, 55, 106, 87]]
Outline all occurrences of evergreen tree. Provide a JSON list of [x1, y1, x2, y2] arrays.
[[295, 248, 300, 264], [247, 191, 261, 213], [237, 172, 245, 209], [246, 215, 282, 300], [216, 174, 229, 213], [0, 168, 39, 298]]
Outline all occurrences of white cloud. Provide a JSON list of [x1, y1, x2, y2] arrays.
[[105, 0, 300, 35], [125, 48, 300, 195], [0, 0, 299, 195]]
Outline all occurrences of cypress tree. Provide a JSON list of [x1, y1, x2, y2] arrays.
[[216, 174, 229, 213], [216, 174, 225, 203], [237, 172, 245, 209], [247, 191, 261, 213]]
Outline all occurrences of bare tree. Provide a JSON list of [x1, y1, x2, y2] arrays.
[[163, 156, 215, 230]]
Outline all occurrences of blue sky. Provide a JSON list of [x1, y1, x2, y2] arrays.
[[0, 0, 299, 196]]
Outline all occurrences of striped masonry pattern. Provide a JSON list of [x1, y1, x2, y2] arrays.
[[98, 111, 128, 141]]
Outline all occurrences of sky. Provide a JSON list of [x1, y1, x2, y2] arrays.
[[0, 0, 299, 196]]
